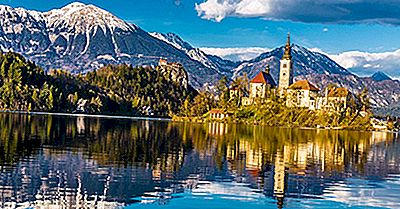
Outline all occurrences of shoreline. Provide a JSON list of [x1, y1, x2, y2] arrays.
[[1, 111, 396, 133], [172, 116, 398, 133], [0, 111, 172, 122]]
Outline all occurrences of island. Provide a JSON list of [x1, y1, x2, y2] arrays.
[[173, 35, 393, 131]]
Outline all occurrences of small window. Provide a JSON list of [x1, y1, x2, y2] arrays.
[[283, 73, 286, 76], [283, 64, 287, 68]]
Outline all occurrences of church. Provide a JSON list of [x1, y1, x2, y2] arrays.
[[239, 34, 350, 111]]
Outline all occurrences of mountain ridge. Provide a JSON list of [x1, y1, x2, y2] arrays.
[[1, 2, 400, 109], [0, 2, 229, 88], [150, 32, 238, 76]]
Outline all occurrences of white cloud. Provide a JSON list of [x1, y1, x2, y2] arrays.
[[195, 0, 272, 22], [202, 46, 400, 78], [328, 49, 400, 77], [195, 0, 400, 25], [323, 28, 329, 32], [195, 0, 238, 22], [200, 47, 269, 61], [309, 47, 400, 78]]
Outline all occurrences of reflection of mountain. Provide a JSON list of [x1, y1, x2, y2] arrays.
[[0, 113, 399, 208], [0, 150, 137, 208]]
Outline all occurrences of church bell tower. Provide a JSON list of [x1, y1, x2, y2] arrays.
[[279, 33, 293, 90]]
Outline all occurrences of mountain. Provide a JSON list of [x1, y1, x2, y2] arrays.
[[233, 44, 351, 80], [150, 32, 238, 76], [233, 45, 400, 108], [370, 71, 392, 82], [1, 2, 400, 110], [150, 32, 192, 52], [0, 2, 232, 88]]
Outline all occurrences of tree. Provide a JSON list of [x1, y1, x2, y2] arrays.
[[230, 74, 249, 107], [190, 91, 216, 117], [0, 52, 195, 116], [216, 76, 230, 107], [349, 88, 371, 125]]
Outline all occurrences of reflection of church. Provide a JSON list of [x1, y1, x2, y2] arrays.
[[273, 148, 288, 209], [0, 113, 397, 208], [218, 126, 396, 208]]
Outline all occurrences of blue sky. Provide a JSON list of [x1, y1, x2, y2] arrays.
[[0, 0, 399, 54], [1, 0, 400, 77]]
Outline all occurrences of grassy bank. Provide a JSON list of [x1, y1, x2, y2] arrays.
[[174, 100, 373, 131]]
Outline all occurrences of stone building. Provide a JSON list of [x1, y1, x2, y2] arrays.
[[327, 87, 351, 109], [242, 66, 276, 105], [250, 66, 277, 98], [316, 87, 352, 111], [241, 33, 291, 105], [286, 80, 320, 110]]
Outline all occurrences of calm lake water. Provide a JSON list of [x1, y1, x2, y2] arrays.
[[0, 113, 399, 209]]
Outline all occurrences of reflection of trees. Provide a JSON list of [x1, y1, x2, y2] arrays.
[[0, 113, 399, 207], [0, 113, 398, 181], [0, 114, 190, 171], [184, 122, 399, 204], [189, 124, 396, 177], [0, 114, 193, 207], [0, 114, 42, 165]]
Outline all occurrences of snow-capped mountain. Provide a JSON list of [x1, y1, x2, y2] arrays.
[[150, 32, 192, 52], [150, 32, 238, 76], [0, 5, 49, 54], [1, 2, 399, 109], [233, 44, 351, 80], [43, 2, 135, 34], [0, 2, 230, 87]]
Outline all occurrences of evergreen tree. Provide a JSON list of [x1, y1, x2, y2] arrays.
[[0, 52, 196, 116]]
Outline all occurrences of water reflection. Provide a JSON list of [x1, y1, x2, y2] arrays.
[[0, 113, 399, 208]]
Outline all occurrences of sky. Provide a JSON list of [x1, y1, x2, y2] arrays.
[[1, 0, 400, 77]]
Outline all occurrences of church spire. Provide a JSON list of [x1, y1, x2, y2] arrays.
[[279, 33, 294, 90], [283, 33, 292, 60]]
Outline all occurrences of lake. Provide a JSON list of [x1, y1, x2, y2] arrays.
[[0, 113, 399, 209]]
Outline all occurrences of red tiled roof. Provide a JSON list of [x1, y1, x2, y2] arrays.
[[250, 71, 277, 87], [209, 109, 226, 114], [289, 80, 319, 91]]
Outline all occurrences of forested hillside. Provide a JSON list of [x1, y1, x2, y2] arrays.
[[0, 52, 195, 116], [83, 64, 196, 115]]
